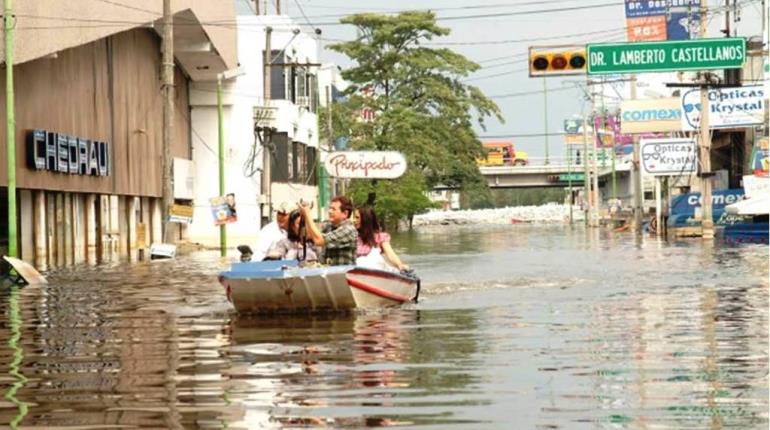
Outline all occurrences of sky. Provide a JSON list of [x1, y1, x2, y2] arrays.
[[243, 0, 765, 160]]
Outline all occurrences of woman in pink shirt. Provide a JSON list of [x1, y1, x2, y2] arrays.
[[353, 206, 409, 272]]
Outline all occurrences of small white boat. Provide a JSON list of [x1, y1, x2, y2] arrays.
[[218, 260, 420, 313]]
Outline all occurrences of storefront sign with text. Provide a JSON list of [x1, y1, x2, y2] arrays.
[[27, 129, 110, 176], [324, 151, 407, 179]]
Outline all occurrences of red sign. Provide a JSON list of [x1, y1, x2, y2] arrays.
[[626, 16, 666, 42]]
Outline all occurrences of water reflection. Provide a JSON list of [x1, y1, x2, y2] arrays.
[[0, 225, 765, 428]]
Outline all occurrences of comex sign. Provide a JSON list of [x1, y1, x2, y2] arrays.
[[620, 98, 682, 133]]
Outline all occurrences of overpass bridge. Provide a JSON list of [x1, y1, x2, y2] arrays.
[[479, 157, 621, 188], [436, 157, 626, 189]]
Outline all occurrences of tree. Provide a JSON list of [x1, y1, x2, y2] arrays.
[[322, 11, 503, 224]]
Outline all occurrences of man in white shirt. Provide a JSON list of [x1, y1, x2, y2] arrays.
[[253, 202, 290, 261]]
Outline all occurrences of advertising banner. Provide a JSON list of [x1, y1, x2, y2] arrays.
[[620, 97, 683, 133], [324, 151, 407, 179], [669, 188, 745, 226], [625, 0, 700, 41], [593, 114, 633, 148], [626, 16, 667, 42], [752, 136, 769, 177], [641, 138, 697, 176], [169, 204, 194, 224], [210, 195, 237, 226], [681, 85, 764, 131]]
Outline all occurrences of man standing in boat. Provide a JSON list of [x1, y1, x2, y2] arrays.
[[299, 196, 358, 266]]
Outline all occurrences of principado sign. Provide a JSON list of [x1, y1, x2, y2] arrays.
[[324, 151, 407, 179], [587, 37, 746, 74]]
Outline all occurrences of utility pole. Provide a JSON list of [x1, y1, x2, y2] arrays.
[[326, 85, 335, 204], [217, 76, 226, 256], [261, 27, 273, 223], [4, 0, 16, 257], [590, 91, 600, 228], [630, 75, 643, 235], [698, 0, 714, 239], [567, 135, 573, 225], [543, 76, 551, 166], [582, 103, 590, 227], [161, 0, 174, 243]]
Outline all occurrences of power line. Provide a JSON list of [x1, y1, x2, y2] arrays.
[[301, 2, 622, 26], [289, 0, 599, 19], [424, 27, 627, 46]]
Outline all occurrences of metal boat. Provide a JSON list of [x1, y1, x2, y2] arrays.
[[218, 260, 420, 313]]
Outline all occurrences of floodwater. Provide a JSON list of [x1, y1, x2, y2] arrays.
[[0, 224, 767, 429]]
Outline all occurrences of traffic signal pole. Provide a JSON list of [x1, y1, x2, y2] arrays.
[[543, 77, 550, 165], [5, 0, 17, 257], [698, 0, 714, 239], [630, 76, 643, 235]]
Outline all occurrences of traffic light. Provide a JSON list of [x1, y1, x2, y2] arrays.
[[528, 46, 587, 77]]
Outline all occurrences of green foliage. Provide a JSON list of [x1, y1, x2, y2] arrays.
[[348, 172, 438, 229], [492, 188, 565, 207], [322, 11, 503, 227]]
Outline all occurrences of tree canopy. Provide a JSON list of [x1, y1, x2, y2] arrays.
[[321, 11, 503, 226]]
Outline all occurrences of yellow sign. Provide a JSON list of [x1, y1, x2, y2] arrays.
[[564, 133, 595, 145], [620, 98, 682, 134], [169, 204, 194, 224], [136, 223, 147, 248]]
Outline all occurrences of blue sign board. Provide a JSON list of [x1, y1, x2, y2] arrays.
[[669, 188, 745, 226], [625, 0, 701, 40]]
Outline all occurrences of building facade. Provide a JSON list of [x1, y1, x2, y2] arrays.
[[188, 13, 322, 248], [0, 1, 237, 269]]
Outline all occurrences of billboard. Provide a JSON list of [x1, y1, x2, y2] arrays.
[[620, 98, 683, 133], [681, 85, 765, 131], [625, 0, 700, 42], [640, 138, 697, 176]]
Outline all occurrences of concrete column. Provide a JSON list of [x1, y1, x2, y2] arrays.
[[19, 190, 34, 264], [55, 193, 65, 267], [127, 196, 138, 262], [151, 198, 162, 245], [64, 193, 73, 266], [72, 194, 86, 265], [140, 197, 151, 258], [46, 193, 56, 268], [118, 196, 128, 258], [33, 191, 47, 271], [85, 194, 97, 265], [95, 195, 105, 263], [109, 195, 119, 257]]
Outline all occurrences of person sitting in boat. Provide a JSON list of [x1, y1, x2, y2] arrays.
[[253, 201, 290, 261], [353, 206, 409, 272], [299, 196, 357, 266], [265, 210, 320, 263]]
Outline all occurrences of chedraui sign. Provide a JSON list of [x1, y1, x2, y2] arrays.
[[588, 38, 746, 74], [620, 98, 683, 133]]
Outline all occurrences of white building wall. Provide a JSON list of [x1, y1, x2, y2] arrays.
[[188, 14, 320, 248]]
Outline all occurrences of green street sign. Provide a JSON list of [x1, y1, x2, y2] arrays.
[[559, 173, 585, 182], [587, 38, 746, 75]]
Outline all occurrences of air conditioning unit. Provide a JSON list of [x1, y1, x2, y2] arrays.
[[296, 96, 310, 110]]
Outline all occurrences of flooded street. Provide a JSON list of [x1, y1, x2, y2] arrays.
[[0, 225, 767, 429]]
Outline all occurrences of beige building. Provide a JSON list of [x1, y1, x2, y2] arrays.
[[0, 1, 237, 269]]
